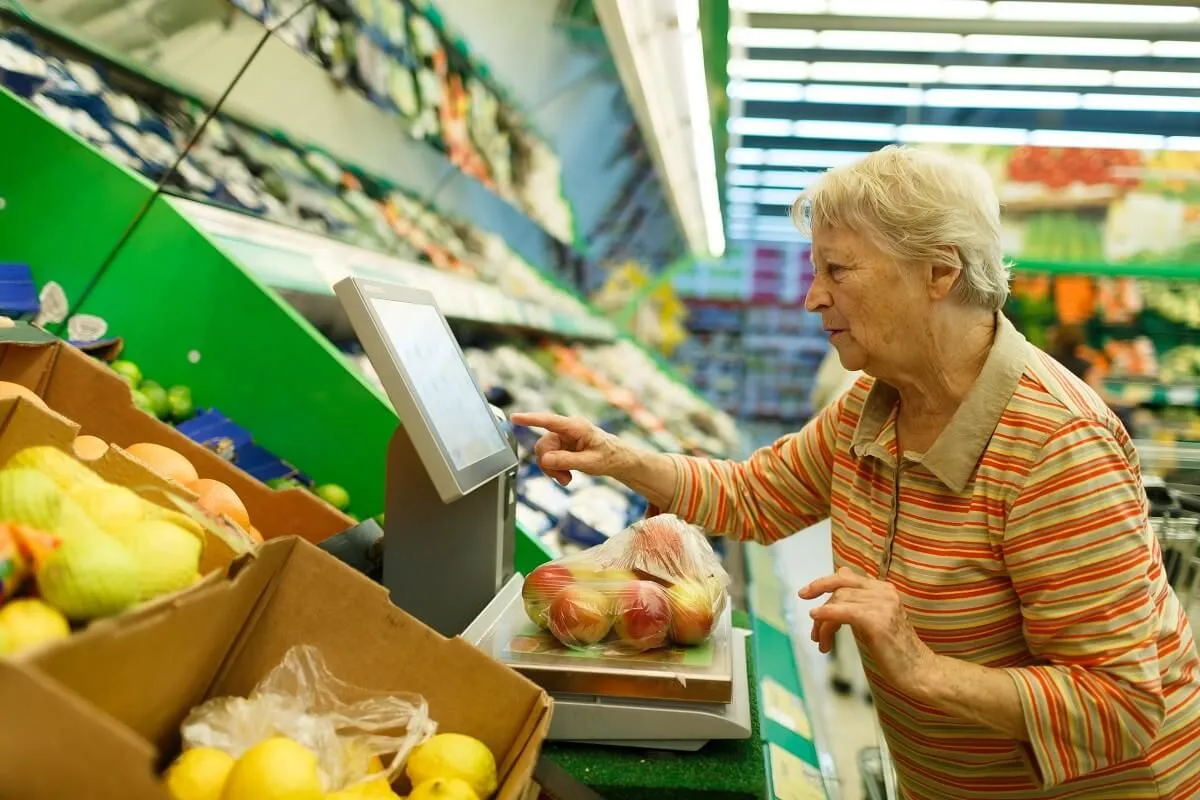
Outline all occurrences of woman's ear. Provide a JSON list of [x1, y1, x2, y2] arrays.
[[929, 246, 963, 301]]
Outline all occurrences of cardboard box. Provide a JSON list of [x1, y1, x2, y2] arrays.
[[0, 333, 353, 542], [0, 537, 552, 800]]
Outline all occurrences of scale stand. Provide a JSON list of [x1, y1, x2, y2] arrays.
[[465, 577, 754, 751], [382, 421, 518, 637]]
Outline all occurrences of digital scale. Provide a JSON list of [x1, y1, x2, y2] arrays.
[[334, 277, 752, 750]]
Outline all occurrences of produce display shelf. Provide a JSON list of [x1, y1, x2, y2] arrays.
[[178, 198, 617, 342], [1107, 380, 1200, 409], [1011, 258, 1200, 281], [1, 0, 583, 264], [743, 541, 836, 800]]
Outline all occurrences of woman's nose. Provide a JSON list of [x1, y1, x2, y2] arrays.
[[805, 276, 831, 312]]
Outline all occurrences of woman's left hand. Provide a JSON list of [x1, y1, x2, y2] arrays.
[[799, 567, 937, 695]]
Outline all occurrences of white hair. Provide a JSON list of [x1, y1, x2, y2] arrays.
[[792, 145, 1011, 311]]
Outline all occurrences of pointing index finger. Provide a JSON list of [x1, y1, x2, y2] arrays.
[[510, 412, 576, 434]]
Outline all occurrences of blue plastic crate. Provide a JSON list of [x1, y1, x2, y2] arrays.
[[176, 407, 309, 484], [0, 263, 40, 317]]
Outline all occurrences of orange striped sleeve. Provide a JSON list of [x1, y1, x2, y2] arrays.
[[1001, 417, 1166, 788], [659, 395, 840, 544]]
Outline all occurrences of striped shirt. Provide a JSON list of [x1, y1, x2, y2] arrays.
[[661, 315, 1200, 799]]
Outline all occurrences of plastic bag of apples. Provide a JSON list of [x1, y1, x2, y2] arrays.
[[521, 514, 730, 652]]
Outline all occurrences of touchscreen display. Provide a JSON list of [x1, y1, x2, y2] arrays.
[[370, 298, 507, 470]]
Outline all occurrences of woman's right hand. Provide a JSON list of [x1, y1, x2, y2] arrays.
[[509, 412, 627, 486]]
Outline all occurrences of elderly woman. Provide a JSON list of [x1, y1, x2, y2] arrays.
[[514, 146, 1200, 799]]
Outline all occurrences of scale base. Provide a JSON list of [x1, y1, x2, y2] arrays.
[[466, 577, 753, 751]]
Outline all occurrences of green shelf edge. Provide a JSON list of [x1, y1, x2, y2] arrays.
[[1012, 259, 1200, 280]]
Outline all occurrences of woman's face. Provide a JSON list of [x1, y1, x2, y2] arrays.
[[805, 226, 931, 377]]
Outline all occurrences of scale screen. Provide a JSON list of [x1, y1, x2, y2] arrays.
[[334, 277, 517, 501], [370, 298, 506, 469]]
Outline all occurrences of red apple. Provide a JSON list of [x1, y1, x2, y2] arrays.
[[668, 579, 718, 646], [628, 516, 689, 577], [613, 580, 672, 651], [522, 563, 574, 628], [548, 584, 613, 647]]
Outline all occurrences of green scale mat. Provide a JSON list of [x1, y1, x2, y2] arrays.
[[541, 610, 769, 800]]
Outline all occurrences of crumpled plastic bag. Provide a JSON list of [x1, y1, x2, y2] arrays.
[[520, 514, 730, 652], [180, 645, 436, 792]]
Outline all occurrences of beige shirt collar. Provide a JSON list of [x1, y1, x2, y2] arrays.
[[850, 314, 1028, 493]]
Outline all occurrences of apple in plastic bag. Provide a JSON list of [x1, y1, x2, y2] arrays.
[[613, 580, 672, 651], [522, 563, 574, 628], [668, 579, 718, 646], [548, 584, 613, 647], [625, 516, 690, 579]]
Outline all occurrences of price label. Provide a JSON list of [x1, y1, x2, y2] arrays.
[[762, 678, 813, 740], [1167, 386, 1198, 407], [768, 744, 826, 800]]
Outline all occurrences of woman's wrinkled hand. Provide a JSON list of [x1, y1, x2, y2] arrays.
[[799, 567, 937, 695], [509, 412, 628, 486]]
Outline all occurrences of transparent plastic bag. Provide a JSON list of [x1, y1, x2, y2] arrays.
[[520, 514, 730, 652], [180, 645, 436, 792]]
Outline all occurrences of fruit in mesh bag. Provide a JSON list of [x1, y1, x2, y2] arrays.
[[521, 563, 574, 628], [613, 580, 672, 651], [667, 579, 719, 646], [548, 583, 613, 647]]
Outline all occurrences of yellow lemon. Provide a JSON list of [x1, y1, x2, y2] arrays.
[[408, 778, 479, 800], [164, 747, 235, 800], [0, 598, 70, 654], [325, 776, 399, 799], [219, 737, 323, 800], [406, 734, 496, 799]]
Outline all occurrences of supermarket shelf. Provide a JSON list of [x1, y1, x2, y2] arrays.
[[178, 198, 617, 342], [1012, 259, 1200, 281], [2, 1, 582, 265], [1107, 380, 1200, 409]]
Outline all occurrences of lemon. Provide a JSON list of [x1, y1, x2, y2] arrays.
[[406, 734, 496, 799], [408, 778, 479, 800], [325, 777, 398, 799], [107, 519, 202, 601], [220, 737, 323, 800], [164, 747, 235, 800], [37, 532, 140, 621], [0, 598, 70, 654], [6, 446, 105, 490]]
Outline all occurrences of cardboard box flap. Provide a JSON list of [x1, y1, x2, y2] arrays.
[[0, 395, 79, 460], [0, 660, 166, 800], [29, 539, 292, 751], [216, 539, 550, 795], [0, 338, 353, 542]]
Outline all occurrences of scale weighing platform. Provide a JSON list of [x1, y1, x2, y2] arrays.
[[333, 277, 753, 751]]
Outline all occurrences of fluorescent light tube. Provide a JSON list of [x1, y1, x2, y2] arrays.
[[964, 34, 1150, 57], [765, 149, 868, 168], [991, 2, 1200, 24], [728, 80, 806, 102], [817, 30, 963, 52], [794, 120, 898, 141], [677, 0, 725, 257], [728, 169, 762, 187], [810, 61, 942, 84], [1028, 129, 1165, 149], [1152, 41, 1200, 59], [1166, 137, 1200, 152], [727, 187, 760, 204], [729, 59, 810, 81], [942, 65, 1112, 87], [729, 28, 818, 49], [728, 147, 766, 165], [1080, 93, 1200, 113], [727, 204, 757, 218], [924, 88, 1080, 109], [803, 83, 924, 106], [828, 0, 989, 18], [729, 0, 825, 11], [729, 117, 795, 137], [757, 188, 805, 206], [758, 170, 825, 189], [899, 124, 1029, 145], [1113, 71, 1200, 90]]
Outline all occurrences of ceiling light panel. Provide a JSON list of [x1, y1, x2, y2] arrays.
[[794, 120, 898, 141], [727, 80, 806, 102], [1027, 129, 1165, 148], [729, 117, 795, 137], [803, 83, 925, 106], [728, 60, 810, 81], [1113, 71, 1200, 90], [991, 2, 1200, 23], [827, 0, 989, 18], [963, 34, 1151, 57], [817, 30, 963, 52], [941, 65, 1112, 87], [924, 88, 1080, 109], [809, 61, 943, 84], [899, 124, 1029, 145]]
